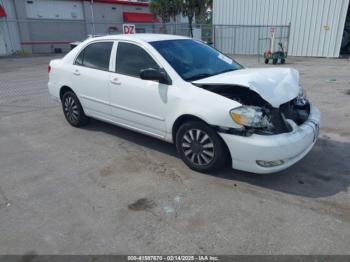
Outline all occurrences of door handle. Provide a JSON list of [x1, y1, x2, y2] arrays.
[[110, 77, 121, 85], [73, 69, 80, 76]]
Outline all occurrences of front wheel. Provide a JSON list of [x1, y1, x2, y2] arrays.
[[175, 121, 228, 173]]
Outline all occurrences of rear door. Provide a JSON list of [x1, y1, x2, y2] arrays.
[[71, 41, 113, 117]]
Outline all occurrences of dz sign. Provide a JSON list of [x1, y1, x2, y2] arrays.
[[123, 24, 136, 34]]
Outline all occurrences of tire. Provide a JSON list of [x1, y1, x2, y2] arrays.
[[264, 59, 269, 64], [61, 91, 89, 127], [281, 58, 285, 64], [175, 121, 228, 173], [272, 58, 278, 64]]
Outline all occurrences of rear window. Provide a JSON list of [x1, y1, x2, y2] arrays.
[[75, 42, 113, 71]]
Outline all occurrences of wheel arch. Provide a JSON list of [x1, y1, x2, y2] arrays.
[[171, 114, 209, 142], [172, 114, 232, 170], [59, 86, 75, 101]]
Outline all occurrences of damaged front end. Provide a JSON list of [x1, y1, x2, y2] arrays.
[[197, 84, 310, 136]]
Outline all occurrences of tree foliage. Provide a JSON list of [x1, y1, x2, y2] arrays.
[[150, 0, 212, 36], [150, 0, 182, 23], [150, 0, 170, 23], [195, 0, 212, 24], [168, 0, 183, 23], [181, 0, 210, 37]]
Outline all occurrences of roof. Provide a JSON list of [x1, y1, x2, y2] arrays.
[[95, 34, 190, 43], [123, 12, 159, 23]]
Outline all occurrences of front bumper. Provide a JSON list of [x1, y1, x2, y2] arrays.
[[219, 105, 321, 174]]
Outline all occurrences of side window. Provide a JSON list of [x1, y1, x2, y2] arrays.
[[75, 42, 113, 71], [75, 50, 84, 65], [116, 42, 159, 78]]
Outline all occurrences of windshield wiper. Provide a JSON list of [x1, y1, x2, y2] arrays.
[[216, 68, 237, 75], [186, 68, 238, 82], [185, 73, 214, 82]]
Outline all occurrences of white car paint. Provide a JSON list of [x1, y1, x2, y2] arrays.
[[48, 34, 320, 174], [220, 105, 320, 173]]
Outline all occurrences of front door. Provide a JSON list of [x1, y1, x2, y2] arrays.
[[109, 41, 169, 138]]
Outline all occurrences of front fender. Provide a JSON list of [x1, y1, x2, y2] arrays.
[[165, 85, 243, 141]]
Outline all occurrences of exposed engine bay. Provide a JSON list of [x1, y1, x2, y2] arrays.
[[197, 84, 311, 135]]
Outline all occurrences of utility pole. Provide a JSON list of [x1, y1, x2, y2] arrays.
[[90, 0, 95, 35]]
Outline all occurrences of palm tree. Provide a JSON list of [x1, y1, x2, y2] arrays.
[[182, 0, 208, 37], [150, 0, 170, 23], [168, 0, 183, 23], [196, 0, 212, 24], [150, 0, 211, 37], [150, 0, 183, 23]]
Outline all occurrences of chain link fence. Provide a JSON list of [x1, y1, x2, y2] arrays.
[[213, 25, 290, 56], [0, 19, 290, 57]]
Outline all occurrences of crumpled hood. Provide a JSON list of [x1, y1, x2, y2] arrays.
[[192, 68, 301, 108]]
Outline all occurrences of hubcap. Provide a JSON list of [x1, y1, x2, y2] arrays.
[[181, 129, 215, 166], [64, 96, 79, 123]]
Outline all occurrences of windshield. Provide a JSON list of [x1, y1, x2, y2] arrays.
[[150, 39, 242, 81]]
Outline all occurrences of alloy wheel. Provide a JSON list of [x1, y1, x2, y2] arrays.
[[181, 129, 215, 166], [63, 96, 79, 124]]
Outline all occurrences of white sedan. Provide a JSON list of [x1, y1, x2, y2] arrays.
[[48, 34, 320, 174]]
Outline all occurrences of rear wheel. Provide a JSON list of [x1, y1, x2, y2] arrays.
[[281, 58, 286, 64], [264, 58, 269, 64], [175, 121, 228, 173], [272, 58, 278, 64], [62, 91, 89, 127]]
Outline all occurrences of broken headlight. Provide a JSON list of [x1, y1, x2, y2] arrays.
[[230, 106, 271, 128]]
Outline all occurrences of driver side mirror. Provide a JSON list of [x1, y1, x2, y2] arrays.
[[140, 68, 172, 85]]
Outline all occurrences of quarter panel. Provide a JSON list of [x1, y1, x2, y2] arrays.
[[48, 59, 75, 100]]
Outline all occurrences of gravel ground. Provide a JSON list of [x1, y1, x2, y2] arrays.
[[0, 54, 349, 255]]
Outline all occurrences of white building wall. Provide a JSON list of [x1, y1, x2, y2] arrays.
[[0, 0, 21, 55], [213, 0, 350, 57]]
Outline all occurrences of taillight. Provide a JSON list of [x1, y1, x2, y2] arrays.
[[48, 65, 51, 73]]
